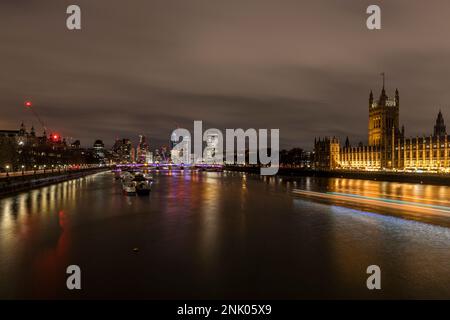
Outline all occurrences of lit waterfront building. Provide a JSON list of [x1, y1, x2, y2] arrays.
[[136, 135, 149, 164], [313, 137, 341, 170], [130, 146, 136, 163], [145, 151, 153, 164], [314, 79, 450, 172], [1, 122, 99, 170], [160, 145, 170, 162], [153, 148, 162, 163], [1, 122, 40, 147], [92, 139, 107, 164], [112, 138, 133, 164], [93, 139, 105, 158]]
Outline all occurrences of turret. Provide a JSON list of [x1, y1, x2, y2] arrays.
[[434, 110, 447, 137], [19, 122, 26, 135], [379, 87, 387, 106], [345, 136, 350, 148]]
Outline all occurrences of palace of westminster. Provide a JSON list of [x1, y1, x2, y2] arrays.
[[314, 79, 450, 172]]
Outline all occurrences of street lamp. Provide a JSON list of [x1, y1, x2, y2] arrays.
[[21, 165, 25, 175], [5, 165, 10, 177]]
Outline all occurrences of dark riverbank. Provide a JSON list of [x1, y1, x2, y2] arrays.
[[0, 167, 110, 197], [225, 166, 450, 186]]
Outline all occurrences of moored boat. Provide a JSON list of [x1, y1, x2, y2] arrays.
[[133, 174, 152, 196], [122, 181, 137, 195]]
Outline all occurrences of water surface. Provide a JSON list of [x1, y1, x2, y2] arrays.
[[0, 171, 449, 299]]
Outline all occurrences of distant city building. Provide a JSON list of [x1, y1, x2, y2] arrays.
[[130, 147, 136, 163], [136, 135, 149, 164], [146, 151, 153, 164], [160, 145, 169, 162], [112, 138, 132, 164], [314, 79, 450, 172], [0, 123, 99, 171], [71, 140, 81, 149], [153, 148, 162, 163], [0, 129, 20, 138], [93, 139, 106, 159]]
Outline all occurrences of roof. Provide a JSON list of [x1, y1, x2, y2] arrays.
[[0, 130, 20, 136]]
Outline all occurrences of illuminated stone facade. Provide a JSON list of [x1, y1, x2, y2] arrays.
[[314, 84, 450, 172], [313, 137, 340, 170]]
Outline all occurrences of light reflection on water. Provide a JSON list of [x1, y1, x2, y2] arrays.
[[0, 171, 449, 299], [288, 176, 450, 227]]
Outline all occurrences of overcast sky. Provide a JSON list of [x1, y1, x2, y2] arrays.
[[1, 0, 450, 149]]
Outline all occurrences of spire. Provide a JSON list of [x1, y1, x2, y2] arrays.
[[345, 136, 350, 148], [437, 110, 444, 123], [434, 110, 446, 137], [379, 73, 387, 105], [19, 121, 26, 135], [395, 88, 399, 105]]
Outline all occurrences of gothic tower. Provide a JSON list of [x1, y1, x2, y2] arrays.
[[368, 74, 400, 168], [368, 74, 399, 148], [433, 110, 446, 137]]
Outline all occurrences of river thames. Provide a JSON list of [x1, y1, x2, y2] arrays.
[[0, 171, 449, 299]]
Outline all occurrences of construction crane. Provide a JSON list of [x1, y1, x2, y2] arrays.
[[24, 100, 61, 142]]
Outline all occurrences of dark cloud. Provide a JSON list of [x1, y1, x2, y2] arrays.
[[1, 0, 450, 149]]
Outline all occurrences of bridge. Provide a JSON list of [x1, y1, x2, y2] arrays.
[[113, 163, 224, 171]]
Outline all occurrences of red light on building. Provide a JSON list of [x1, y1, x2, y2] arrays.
[[24, 101, 32, 107]]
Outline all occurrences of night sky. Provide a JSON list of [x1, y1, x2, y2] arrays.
[[1, 0, 450, 149]]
